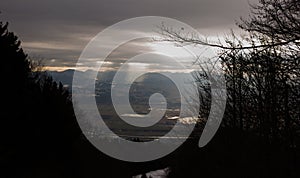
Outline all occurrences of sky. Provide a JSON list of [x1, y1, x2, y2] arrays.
[[0, 0, 258, 72]]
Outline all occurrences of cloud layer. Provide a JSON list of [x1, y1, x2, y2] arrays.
[[0, 0, 258, 70]]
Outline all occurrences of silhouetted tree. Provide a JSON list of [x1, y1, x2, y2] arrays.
[[0, 21, 82, 178], [160, 2, 300, 176], [160, 0, 300, 145]]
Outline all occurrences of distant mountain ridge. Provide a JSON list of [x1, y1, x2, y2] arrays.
[[48, 69, 194, 89]]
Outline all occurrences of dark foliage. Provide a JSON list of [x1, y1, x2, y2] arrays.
[[0, 21, 82, 178]]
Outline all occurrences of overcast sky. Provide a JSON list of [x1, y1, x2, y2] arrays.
[[0, 0, 258, 71]]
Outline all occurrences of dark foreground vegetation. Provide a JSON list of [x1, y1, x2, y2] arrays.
[[1, 0, 300, 177]]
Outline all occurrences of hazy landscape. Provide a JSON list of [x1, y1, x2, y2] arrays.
[[50, 69, 200, 141]]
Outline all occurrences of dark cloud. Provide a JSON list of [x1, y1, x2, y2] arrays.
[[0, 0, 258, 69]]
